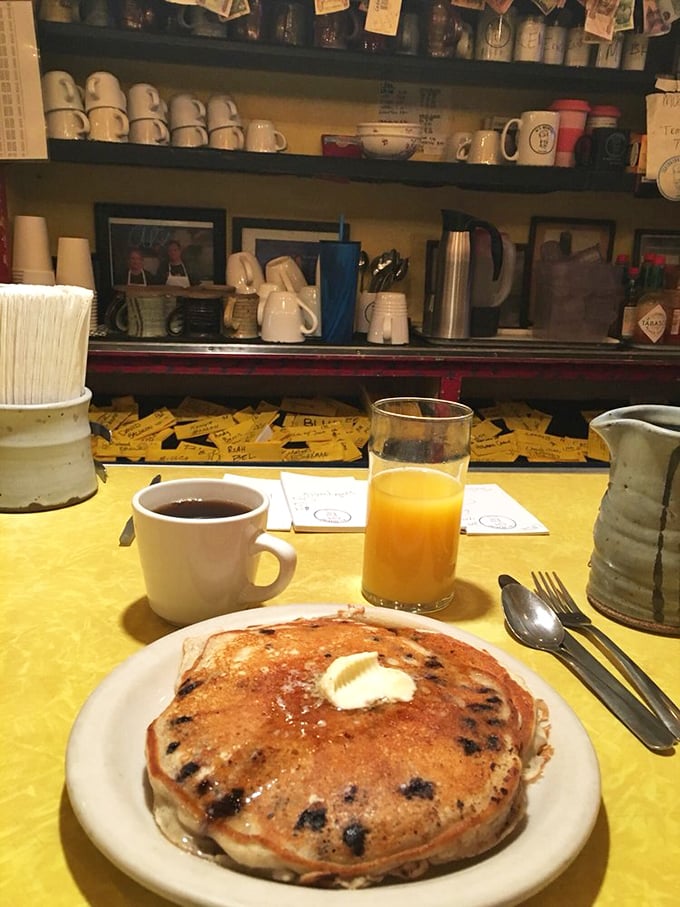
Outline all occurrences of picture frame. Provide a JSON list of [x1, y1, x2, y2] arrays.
[[632, 229, 680, 267], [94, 203, 227, 309], [523, 217, 616, 326], [231, 217, 350, 286]]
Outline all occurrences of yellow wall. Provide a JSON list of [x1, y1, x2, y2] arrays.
[[6, 56, 675, 322]]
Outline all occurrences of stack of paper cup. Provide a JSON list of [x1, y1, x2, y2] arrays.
[[11, 215, 55, 285], [56, 236, 98, 333]]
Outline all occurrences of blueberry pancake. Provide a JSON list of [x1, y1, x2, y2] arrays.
[[146, 610, 549, 888]]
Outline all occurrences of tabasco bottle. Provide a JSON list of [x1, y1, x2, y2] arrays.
[[633, 255, 667, 345]]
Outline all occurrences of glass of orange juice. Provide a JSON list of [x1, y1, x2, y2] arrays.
[[361, 397, 473, 613]]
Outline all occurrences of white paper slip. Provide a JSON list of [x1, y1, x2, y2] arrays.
[[280, 471, 367, 532], [462, 484, 549, 535], [223, 475, 292, 531]]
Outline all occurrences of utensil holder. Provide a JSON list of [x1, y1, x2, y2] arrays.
[[0, 388, 97, 512]]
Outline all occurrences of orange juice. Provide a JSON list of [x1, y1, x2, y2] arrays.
[[361, 466, 464, 609]]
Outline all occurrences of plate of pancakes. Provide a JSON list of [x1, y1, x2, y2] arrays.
[[66, 604, 600, 906]]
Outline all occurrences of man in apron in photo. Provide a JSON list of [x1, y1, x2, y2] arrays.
[[160, 240, 193, 288], [127, 247, 157, 285]]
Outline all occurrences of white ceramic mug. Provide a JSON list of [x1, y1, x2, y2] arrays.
[[265, 255, 307, 293], [501, 111, 559, 166], [130, 118, 170, 145], [41, 71, 84, 112], [45, 109, 90, 140], [171, 125, 208, 147], [132, 477, 298, 625], [354, 290, 376, 334], [127, 83, 162, 121], [169, 93, 206, 130], [445, 131, 473, 162], [458, 129, 502, 165], [88, 107, 129, 142], [245, 119, 287, 153], [207, 94, 241, 130], [209, 125, 245, 150], [84, 72, 126, 113], [297, 285, 322, 337], [367, 292, 409, 345], [226, 252, 265, 293], [258, 290, 318, 342]]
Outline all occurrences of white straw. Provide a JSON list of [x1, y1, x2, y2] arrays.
[[0, 285, 93, 405]]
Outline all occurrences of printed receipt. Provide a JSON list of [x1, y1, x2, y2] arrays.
[[234, 474, 548, 535]]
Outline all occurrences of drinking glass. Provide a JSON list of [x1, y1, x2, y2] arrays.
[[361, 397, 473, 613]]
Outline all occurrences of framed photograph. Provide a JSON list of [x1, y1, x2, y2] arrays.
[[232, 217, 350, 286], [632, 229, 680, 267], [523, 217, 616, 325], [94, 203, 227, 305]]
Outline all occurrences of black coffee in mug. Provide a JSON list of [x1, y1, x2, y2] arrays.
[[154, 498, 251, 519]]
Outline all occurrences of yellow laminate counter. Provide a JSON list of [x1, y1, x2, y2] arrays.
[[1, 465, 678, 907]]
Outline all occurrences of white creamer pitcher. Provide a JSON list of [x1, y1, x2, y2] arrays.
[[587, 404, 680, 636]]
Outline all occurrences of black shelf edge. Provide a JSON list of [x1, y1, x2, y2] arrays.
[[45, 139, 637, 193], [37, 22, 660, 92]]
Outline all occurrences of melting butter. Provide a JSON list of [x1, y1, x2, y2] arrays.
[[319, 651, 416, 710]]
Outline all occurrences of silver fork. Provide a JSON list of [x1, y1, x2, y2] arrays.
[[533, 571, 680, 740]]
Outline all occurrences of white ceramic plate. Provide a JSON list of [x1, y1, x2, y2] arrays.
[[66, 604, 600, 907]]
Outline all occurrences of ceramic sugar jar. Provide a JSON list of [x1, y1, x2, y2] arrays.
[[587, 404, 680, 636]]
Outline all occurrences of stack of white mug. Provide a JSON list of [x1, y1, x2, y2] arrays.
[[169, 94, 208, 148], [42, 71, 90, 141], [207, 94, 245, 150], [128, 83, 170, 145], [85, 71, 129, 143]]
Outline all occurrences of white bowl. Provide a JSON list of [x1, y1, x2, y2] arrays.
[[356, 122, 421, 138], [359, 132, 419, 161]]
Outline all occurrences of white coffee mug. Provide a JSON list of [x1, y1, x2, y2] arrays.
[[127, 83, 162, 121], [130, 118, 170, 145], [84, 72, 126, 113], [367, 292, 409, 345], [169, 93, 207, 130], [132, 477, 298, 625], [265, 255, 307, 293], [297, 285, 322, 337], [354, 290, 376, 333], [46, 109, 90, 140], [88, 107, 129, 142], [207, 94, 241, 131], [258, 290, 318, 343], [226, 252, 265, 293], [41, 71, 84, 112], [171, 125, 208, 147], [458, 130, 502, 165], [209, 125, 245, 150], [445, 131, 473, 162], [245, 119, 287, 153], [501, 111, 559, 166]]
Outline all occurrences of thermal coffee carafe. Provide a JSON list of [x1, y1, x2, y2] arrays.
[[422, 209, 504, 339]]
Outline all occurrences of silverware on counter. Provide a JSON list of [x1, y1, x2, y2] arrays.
[[533, 570, 680, 739], [498, 575, 676, 752], [118, 473, 161, 547]]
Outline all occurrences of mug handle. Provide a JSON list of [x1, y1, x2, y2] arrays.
[[223, 296, 237, 329], [456, 139, 471, 161], [297, 297, 319, 335], [239, 532, 297, 604], [383, 314, 393, 342], [274, 130, 287, 152], [104, 293, 127, 332], [114, 110, 130, 135], [74, 109, 90, 135], [500, 118, 521, 162], [155, 120, 170, 144], [166, 305, 184, 336]]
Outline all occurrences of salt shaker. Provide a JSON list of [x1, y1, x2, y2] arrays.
[[514, 14, 545, 63]]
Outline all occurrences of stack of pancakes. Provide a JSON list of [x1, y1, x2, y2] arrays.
[[146, 610, 549, 888]]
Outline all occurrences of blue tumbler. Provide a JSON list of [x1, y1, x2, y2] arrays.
[[319, 240, 361, 344]]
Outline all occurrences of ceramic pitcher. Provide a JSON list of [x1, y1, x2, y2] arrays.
[[587, 404, 680, 636]]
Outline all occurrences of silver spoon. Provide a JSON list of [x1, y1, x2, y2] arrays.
[[499, 576, 676, 752]]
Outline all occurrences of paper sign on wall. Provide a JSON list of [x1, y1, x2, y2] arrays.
[[645, 92, 680, 183]]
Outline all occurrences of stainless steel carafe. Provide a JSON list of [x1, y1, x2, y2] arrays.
[[422, 209, 504, 339]]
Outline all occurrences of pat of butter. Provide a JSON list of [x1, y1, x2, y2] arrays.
[[319, 651, 416, 710]]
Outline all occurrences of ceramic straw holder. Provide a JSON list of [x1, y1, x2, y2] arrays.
[[0, 388, 98, 512]]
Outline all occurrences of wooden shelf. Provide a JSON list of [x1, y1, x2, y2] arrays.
[[46, 139, 638, 194], [37, 21, 663, 93]]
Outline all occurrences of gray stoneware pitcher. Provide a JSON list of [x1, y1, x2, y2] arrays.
[[587, 404, 680, 636]]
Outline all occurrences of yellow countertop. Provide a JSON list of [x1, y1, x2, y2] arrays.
[[1, 465, 678, 907]]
